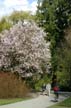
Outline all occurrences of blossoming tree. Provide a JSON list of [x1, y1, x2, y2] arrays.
[[0, 20, 51, 77]]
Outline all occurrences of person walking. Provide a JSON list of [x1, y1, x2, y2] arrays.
[[51, 74, 59, 102], [46, 82, 51, 96], [53, 82, 59, 101]]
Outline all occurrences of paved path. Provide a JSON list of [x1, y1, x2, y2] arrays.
[[0, 94, 69, 108]]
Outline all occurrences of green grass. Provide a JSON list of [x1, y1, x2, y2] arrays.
[[0, 97, 30, 106], [48, 97, 71, 108]]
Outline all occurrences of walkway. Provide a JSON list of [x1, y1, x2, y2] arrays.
[[0, 93, 69, 108]]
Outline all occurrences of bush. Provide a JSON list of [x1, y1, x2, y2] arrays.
[[0, 72, 29, 98]]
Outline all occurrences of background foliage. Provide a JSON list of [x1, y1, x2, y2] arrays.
[[36, 0, 71, 90]]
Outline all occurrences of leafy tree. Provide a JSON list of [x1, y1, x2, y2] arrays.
[[9, 11, 35, 24], [36, 0, 71, 90], [0, 21, 51, 75], [36, 0, 71, 67], [0, 17, 12, 32]]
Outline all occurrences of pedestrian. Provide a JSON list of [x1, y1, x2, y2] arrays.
[[53, 82, 59, 101], [46, 82, 51, 96], [52, 74, 59, 102]]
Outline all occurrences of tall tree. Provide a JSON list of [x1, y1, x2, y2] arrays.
[[36, 0, 71, 66], [36, 0, 71, 90]]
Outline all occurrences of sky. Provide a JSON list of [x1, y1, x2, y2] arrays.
[[0, 0, 38, 18]]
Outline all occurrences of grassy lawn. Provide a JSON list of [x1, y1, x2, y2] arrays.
[[0, 97, 30, 106], [48, 97, 71, 108]]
